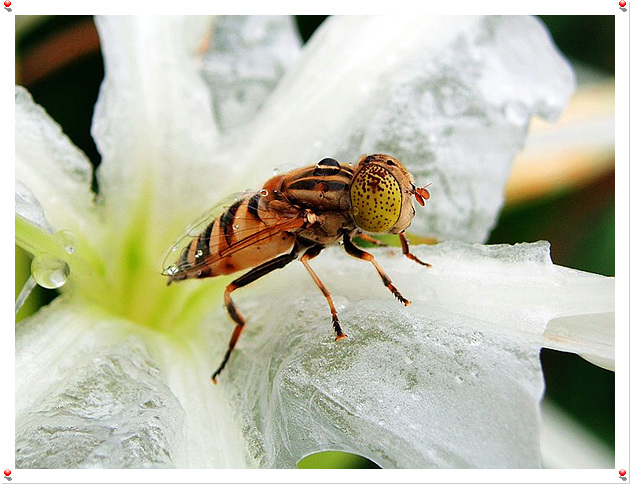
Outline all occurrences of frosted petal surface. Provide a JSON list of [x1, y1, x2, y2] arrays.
[[15, 300, 186, 468], [15, 87, 98, 237], [14, 242, 612, 468], [237, 16, 575, 242], [15, 299, 251, 468], [215, 241, 612, 468], [200, 15, 301, 132]]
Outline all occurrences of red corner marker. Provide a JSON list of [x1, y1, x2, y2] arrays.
[[3, 1, 10, 7], [3, 470, 10, 477]]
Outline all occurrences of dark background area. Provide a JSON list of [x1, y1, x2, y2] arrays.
[[15, 15, 615, 468]]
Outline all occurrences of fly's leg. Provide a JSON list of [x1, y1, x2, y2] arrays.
[[355, 233, 388, 247], [213, 242, 300, 383], [399, 231, 431, 267], [342, 232, 411, 306], [299, 244, 346, 340]]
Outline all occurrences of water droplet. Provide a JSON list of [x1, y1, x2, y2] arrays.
[[272, 167, 280, 176], [54, 230, 76, 254], [259, 189, 269, 197], [232, 224, 239, 230], [195, 249, 203, 259], [31, 255, 70, 289]]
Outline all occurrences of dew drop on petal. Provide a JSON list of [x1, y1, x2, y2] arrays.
[[31, 255, 70, 289], [53, 230, 76, 254], [260, 189, 269, 197]]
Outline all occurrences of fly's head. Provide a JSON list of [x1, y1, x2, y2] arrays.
[[349, 154, 430, 234]]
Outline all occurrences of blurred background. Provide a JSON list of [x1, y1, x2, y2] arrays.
[[15, 15, 615, 469]]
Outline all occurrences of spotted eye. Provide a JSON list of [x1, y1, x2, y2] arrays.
[[350, 164, 402, 233], [313, 157, 341, 176]]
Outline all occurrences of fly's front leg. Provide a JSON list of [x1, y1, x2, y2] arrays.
[[213, 242, 300, 383], [342, 232, 411, 306], [355, 233, 388, 247], [399, 231, 431, 267], [299, 244, 346, 340]]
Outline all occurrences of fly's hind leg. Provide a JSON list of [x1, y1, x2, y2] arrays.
[[399, 231, 431, 267], [299, 244, 346, 340], [213, 242, 300, 383], [342, 232, 411, 306]]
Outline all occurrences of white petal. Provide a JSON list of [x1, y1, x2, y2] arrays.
[[15, 87, 99, 237], [16, 299, 184, 468], [15, 181, 52, 232], [543, 303, 614, 371], [212, 241, 612, 467], [15, 242, 613, 468], [149, 329, 252, 467], [92, 16, 222, 242], [200, 15, 301, 132], [236, 16, 575, 242], [15, 298, 249, 468]]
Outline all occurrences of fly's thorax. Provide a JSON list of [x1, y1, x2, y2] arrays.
[[299, 211, 356, 245], [349, 154, 416, 234], [270, 159, 353, 212]]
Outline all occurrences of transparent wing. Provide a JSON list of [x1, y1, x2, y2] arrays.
[[161, 190, 303, 278]]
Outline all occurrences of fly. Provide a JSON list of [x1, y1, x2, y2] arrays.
[[163, 154, 431, 382]]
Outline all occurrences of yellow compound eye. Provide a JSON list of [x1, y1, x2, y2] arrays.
[[350, 164, 402, 233]]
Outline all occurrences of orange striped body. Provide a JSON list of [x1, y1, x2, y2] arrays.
[[164, 158, 357, 282], [163, 154, 428, 283]]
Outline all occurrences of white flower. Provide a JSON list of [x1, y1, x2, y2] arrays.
[[15, 15, 613, 468]]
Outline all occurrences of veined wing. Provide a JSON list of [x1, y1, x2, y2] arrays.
[[162, 191, 303, 280]]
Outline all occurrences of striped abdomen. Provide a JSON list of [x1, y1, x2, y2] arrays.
[[165, 192, 301, 282]]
